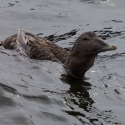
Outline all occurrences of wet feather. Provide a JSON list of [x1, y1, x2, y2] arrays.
[[0, 29, 117, 78]]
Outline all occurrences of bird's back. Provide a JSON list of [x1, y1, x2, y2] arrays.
[[0, 29, 69, 63]]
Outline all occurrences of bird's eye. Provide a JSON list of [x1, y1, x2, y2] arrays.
[[83, 38, 89, 41]]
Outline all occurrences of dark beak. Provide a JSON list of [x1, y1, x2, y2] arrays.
[[96, 40, 117, 53]]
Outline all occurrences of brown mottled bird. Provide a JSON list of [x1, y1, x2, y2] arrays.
[[0, 29, 117, 78]]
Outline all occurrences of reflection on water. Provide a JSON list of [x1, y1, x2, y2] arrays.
[[61, 75, 93, 112], [60, 74, 123, 124], [60, 75, 95, 124], [44, 29, 78, 43]]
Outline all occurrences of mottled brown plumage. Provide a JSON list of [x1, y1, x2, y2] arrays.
[[1, 34, 17, 50], [63, 32, 117, 77], [0, 30, 117, 78], [0, 31, 68, 63]]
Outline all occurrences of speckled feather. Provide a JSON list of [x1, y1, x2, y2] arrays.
[[1, 32, 69, 63], [1, 34, 17, 50]]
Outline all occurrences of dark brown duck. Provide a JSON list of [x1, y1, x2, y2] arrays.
[[0, 29, 117, 78]]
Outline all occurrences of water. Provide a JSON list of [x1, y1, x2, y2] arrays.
[[0, 0, 125, 125]]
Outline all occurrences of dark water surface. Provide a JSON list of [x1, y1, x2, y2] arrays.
[[0, 0, 125, 125]]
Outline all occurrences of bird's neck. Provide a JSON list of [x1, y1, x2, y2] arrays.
[[63, 53, 97, 78]]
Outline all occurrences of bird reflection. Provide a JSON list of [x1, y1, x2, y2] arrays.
[[60, 74, 94, 113]]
